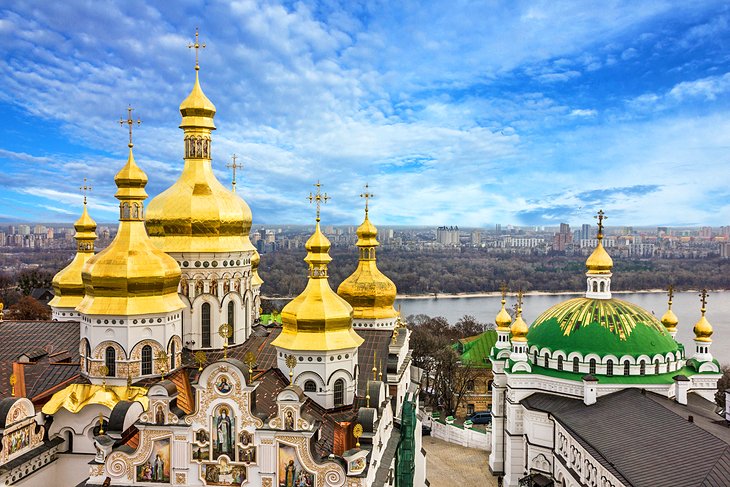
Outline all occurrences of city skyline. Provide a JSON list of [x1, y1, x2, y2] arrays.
[[1, 1, 730, 226]]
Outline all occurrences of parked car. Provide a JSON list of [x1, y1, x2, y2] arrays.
[[467, 411, 492, 424]]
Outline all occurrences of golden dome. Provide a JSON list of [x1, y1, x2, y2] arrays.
[[146, 65, 252, 253], [337, 211, 398, 320], [50, 203, 97, 309], [272, 222, 362, 351], [77, 148, 184, 316], [586, 240, 613, 274], [693, 315, 713, 342], [495, 297, 512, 330], [179, 71, 216, 130], [250, 247, 264, 287], [511, 315, 529, 342], [660, 308, 679, 331]]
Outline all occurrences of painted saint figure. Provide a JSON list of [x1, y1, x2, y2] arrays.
[[215, 407, 234, 458], [285, 459, 296, 487]]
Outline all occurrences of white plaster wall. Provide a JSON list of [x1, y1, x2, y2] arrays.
[[16, 453, 93, 487]]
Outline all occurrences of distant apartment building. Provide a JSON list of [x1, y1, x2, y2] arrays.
[[470, 230, 482, 245], [552, 223, 572, 252], [437, 225, 460, 246], [721, 242, 730, 259]]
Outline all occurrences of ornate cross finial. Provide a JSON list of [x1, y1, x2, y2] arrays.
[[353, 423, 363, 448], [285, 354, 297, 385], [699, 289, 708, 315], [80, 178, 92, 204], [594, 209, 607, 238], [667, 285, 674, 307], [156, 351, 169, 379], [516, 289, 524, 317], [194, 351, 207, 372], [98, 413, 105, 434], [308, 180, 330, 222], [9, 374, 16, 397], [226, 154, 243, 191], [188, 27, 206, 71], [119, 105, 141, 148], [500, 283, 508, 303], [372, 350, 377, 381], [218, 323, 233, 359], [360, 183, 374, 214], [244, 351, 256, 383]]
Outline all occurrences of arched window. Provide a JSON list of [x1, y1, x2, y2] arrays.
[[334, 379, 345, 407], [533, 351, 538, 364], [606, 360, 614, 376], [85, 341, 91, 373], [105, 346, 116, 377], [544, 353, 550, 368], [589, 358, 596, 375], [592, 281, 598, 292], [599, 281, 605, 292], [170, 341, 176, 370], [466, 380, 475, 391], [201, 303, 211, 347], [572, 357, 580, 373], [624, 361, 630, 376], [557, 356, 563, 371], [141, 345, 152, 375], [228, 301, 235, 345], [654, 359, 660, 374], [639, 360, 646, 376], [304, 380, 316, 393]]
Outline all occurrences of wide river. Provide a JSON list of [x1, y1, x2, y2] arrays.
[[395, 291, 730, 365]]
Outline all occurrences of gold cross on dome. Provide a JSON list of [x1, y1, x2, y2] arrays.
[[188, 27, 206, 71], [516, 289, 524, 316], [667, 285, 674, 306], [360, 183, 374, 213], [499, 283, 508, 302], [227, 154, 243, 190], [119, 105, 141, 148], [308, 180, 330, 222], [594, 209, 607, 237], [699, 289, 708, 314], [79, 178, 92, 204]]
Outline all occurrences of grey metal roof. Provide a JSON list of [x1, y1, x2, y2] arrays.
[[522, 389, 730, 487]]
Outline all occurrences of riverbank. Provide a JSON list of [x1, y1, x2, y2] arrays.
[[263, 288, 729, 301]]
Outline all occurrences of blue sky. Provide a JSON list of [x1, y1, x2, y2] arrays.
[[1, 1, 729, 227]]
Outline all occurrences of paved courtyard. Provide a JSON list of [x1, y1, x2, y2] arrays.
[[423, 436, 497, 487]]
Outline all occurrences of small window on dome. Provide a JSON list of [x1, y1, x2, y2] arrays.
[[304, 380, 316, 393], [606, 360, 614, 376], [572, 357, 579, 373], [599, 281, 605, 292], [624, 361, 630, 376], [557, 356, 563, 371], [592, 281, 598, 292], [639, 360, 646, 376], [654, 359, 660, 374], [589, 359, 596, 375], [544, 354, 549, 368]]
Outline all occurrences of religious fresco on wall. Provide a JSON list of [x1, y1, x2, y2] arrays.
[[135, 438, 171, 483], [201, 460, 247, 486], [196, 429, 210, 444], [6, 425, 31, 455], [238, 445, 256, 464], [216, 375, 232, 394], [192, 444, 210, 461], [278, 444, 314, 487], [238, 430, 251, 446], [213, 405, 235, 459]]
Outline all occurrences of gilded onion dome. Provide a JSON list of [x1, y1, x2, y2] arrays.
[[586, 211, 613, 274], [661, 288, 679, 334], [77, 145, 184, 316], [49, 202, 97, 309], [510, 306, 529, 342], [693, 291, 713, 342], [145, 54, 253, 253], [250, 248, 264, 287], [272, 219, 362, 352], [495, 293, 512, 331], [337, 203, 398, 320]]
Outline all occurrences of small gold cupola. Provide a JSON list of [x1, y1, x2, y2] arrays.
[[337, 184, 398, 321], [272, 183, 362, 351], [495, 285, 513, 331], [692, 289, 713, 343], [77, 108, 184, 316], [661, 285, 679, 338], [510, 291, 529, 342], [145, 29, 253, 253], [586, 209, 613, 274], [50, 180, 97, 312]]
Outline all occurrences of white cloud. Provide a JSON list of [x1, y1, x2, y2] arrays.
[[569, 109, 597, 117]]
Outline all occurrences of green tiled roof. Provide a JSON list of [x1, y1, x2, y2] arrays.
[[456, 330, 497, 367]]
